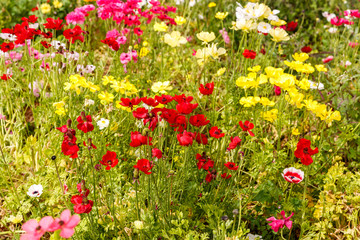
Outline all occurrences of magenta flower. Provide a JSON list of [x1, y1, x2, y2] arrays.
[[48, 209, 81, 238], [266, 211, 294, 232], [21, 216, 54, 240]]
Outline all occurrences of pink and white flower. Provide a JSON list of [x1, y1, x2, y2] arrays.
[[282, 167, 304, 184]]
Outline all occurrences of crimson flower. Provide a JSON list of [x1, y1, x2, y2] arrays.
[[22, 15, 38, 23], [176, 102, 198, 115], [1, 74, 12, 81], [274, 86, 281, 96], [41, 41, 51, 48], [173, 94, 194, 103], [189, 114, 210, 127], [205, 170, 217, 183], [199, 82, 214, 95], [239, 121, 255, 137], [266, 211, 294, 233], [133, 107, 148, 119], [119, 97, 141, 109], [152, 148, 162, 159], [227, 136, 241, 150], [63, 26, 84, 43], [155, 95, 173, 104], [285, 21, 298, 32], [134, 27, 143, 36], [133, 159, 154, 175], [243, 49, 256, 59], [177, 131, 195, 146], [221, 173, 231, 179], [71, 195, 93, 214], [0, 42, 14, 52], [99, 151, 118, 170], [301, 46, 312, 53], [196, 154, 214, 170], [130, 131, 152, 147], [100, 37, 119, 51], [195, 132, 208, 145], [44, 18, 64, 30], [41, 31, 53, 39], [61, 137, 79, 159], [141, 97, 159, 107], [209, 126, 225, 138], [224, 162, 239, 170], [76, 112, 94, 133], [294, 138, 318, 165]]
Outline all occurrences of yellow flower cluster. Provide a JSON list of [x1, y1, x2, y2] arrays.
[[195, 43, 226, 65], [236, 71, 268, 89], [102, 75, 138, 96], [283, 53, 315, 74], [164, 31, 187, 47], [239, 96, 275, 107], [261, 109, 278, 122], [151, 81, 173, 93], [53, 100, 67, 116], [64, 74, 100, 95]]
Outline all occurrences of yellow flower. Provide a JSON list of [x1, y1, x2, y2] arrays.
[[174, 16, 186, 25], [40, 3, 51, 14], [102, 76, 115, 85], [216, 67, 226, 76], [248, 65, 261, 72], [259, 97, 275, 107], [195, 44, 226, 65], [265, 66, 284, 78], [269, 28, 290, 42], [154, 22, 168, 32], [164, 31, 187, 47], [326, 111, 341, 124], [315, 64, 328, 72], [123, 81, 139, 96], [98, 91, 114, 105], [140, 47, 150, 57], [215, 12, 228, 20], [292, 53, 309, 62], [297, 78, 311, 90], [236, 76, 258, 89], [292, 128, 300, 135], [53, 0, 63, 8], [196, 32, 216, 44], [239, 96, 260, 107], [53, 101, 65, 109], [270, 19, 287, 26], [142, 41, 149, 47], [151, 81, 173, 94], [262, 109, 278, 122], [55, 108, 67, 116], [208, 2, 216, 7], [8, 215, 23, 224], [231, 19, 256, 32], [87, 82, 100, 92]]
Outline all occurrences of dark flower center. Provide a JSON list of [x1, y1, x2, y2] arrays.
[[303, 147, 309, 154], [33, 191, 38, 194]]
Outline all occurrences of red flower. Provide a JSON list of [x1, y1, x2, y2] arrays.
[[76, 112, 94, 133], [227, 136, 241, 150], [40, 41, 51, 48], [177, 131, 195, 146], [141, 97, 159, 107], [260, 48, 266, 55], [274, 86, 281, 96], [224, 162, 239, 170], [155, 95, 173, 104], [176, 102, 198, 115], [209, 126, 225, 138], [0, 42, 14, 53], [189, 114, 210, 127], [1, 74, 12, 81], [83, 141, 97, 149], [119, 97, 141, 109], [132, 107, 149, 119], [130, 131, 153, 147], [152, 148, 162, 159], [61, 137, 79, 159], [31, 7, 38, 12], [133, 159, 154, 175], [239, 121, 255, 137], [243, 49, 256, 59], [282, 167, 304, 184], [195, 132, 208, 145], [100, 151, 118, 170], [221, 173, 231, 179], [134, 27, 143, 36], [285, 21, 298, 32], [22, 15, 38, 23], [44, 18, 64, 30], [199, 82, 214, 95], [196, 154, 214, 170], [63, 26, 84, 43], [100, 37, 119, 51], [294, 138, 318, 165], [301, 46, 312, 53], [71, 195, 93, 214], [173, 94, 193, 103], [41, 31, 53, 39], [205, 170, 216, 183]]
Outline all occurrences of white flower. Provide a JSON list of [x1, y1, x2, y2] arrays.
[[27, 184, 43, 197], [85, 65, 96, 73], [50, 40, 66, 50], [308, 80, 324, 90], [247, 233, 263, 240], [29, 23, 39, 29], [345, 60, 351, 66], [257, 22, 271, 34], [0, 33, 17, 41], [97, 118, 109, 130], [189, 0, 196, 7], [328, 27, 337, 33], [64, 51, 79, 61], [84, 99, 94, 106], [133, 220, 144, 230]]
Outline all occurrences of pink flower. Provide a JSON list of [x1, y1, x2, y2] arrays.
[[120, 53, 131, 64], [266, 211, 294, 232], [274, 85, 281, 96], [219, 28, 230, 44], [116, 36, 127, 45], [21, 216, 54, 240], [48, 209, 81, 238], [349, 42, 359, 48], [282, 167, 304, 184], [0, 114, 6, 120], [322, 55, 333, 63], [106, 29, 121, 39], [65, 11, 86, 25]]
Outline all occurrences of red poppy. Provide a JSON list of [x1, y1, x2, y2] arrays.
[[41, 31, 53, 39], [100, 151, 118, 170], [63, 26, 85, 43], [285, 21, 298, 32], [177, 131, 195, 146], [133, 159, 154, 175], [189, 114, 210, 127], [43, 18, 64, 30], [134, 27, 143, 36], [22, 15, 38, 23], [173, 94, 193, 103], [76, 112, 94, 133], [152, 148, 162, 159], [239, 121, 255, 137], [243, 49, 256, 59], [199, 82, 214, 95], [155, 95, 173, 104], [176, 102, 198, 115], [301, 46, 312, 53], [61, 137, 79, 159], [205, 170, 216, 183], [274, 86, 281, 96], [100, 37, 119, 51], [1, 74, 12, 80], [209, 126, 225, 138], [195, 132, 208, 145], [133, 107, 149, 119], [260, 48, 266, 55], [71, 195, 93, 214], [119, 97, 141, 109], [130, 131, 153, 147], [143, 109, 159, 131], [224, 162, 239, 170], [227, 136, 241, 150], [196, 154, 214, 170], [31, 7, 38, 12], [0, 42, 14, 52], [83, 141, 97, 149], [294, 138, 319, 165], [221, 173, 231, 179], [141, 97, 159, 107], [40, 41, 51, 48]]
